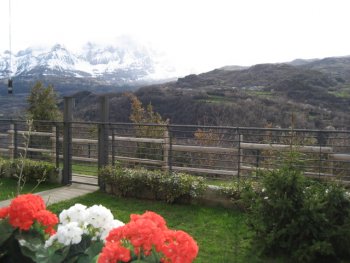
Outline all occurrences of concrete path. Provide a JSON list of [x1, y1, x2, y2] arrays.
[[0, 177, 99, 207]]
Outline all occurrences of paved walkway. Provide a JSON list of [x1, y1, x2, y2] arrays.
[[0, 180, 99, 207]]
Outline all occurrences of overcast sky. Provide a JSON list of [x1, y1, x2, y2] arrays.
[[0, 0, 350, 73]]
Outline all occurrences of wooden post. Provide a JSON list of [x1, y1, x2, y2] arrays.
[[98, 96, 109, 189], [237, 133, 243, 178], [239, 134, 244, 172], [63, 97, 74, 185], [111, 128, 116, 166], [9, 124, 14, 160], [51, 126, 56, 164], [163, 127, 170, 171]]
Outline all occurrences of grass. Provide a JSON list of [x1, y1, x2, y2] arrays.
[[246, 90, 274, 97], [0, 177, 60, 201], [205, 178, 235, 186], [48, 191, 266, 263], [62, 162, 99, 176], [329, 90, 350, 98], [198, 95, 234, 105]]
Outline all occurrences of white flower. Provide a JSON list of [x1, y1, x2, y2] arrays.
[[85, 205, 114, 229], [56, 222, 84, 246], [45, 234, 57, 248], [264, 196, 268, 200], [48, 203, 124, 246], [59, 204, 87, 226], [45, 222, 84, 247]]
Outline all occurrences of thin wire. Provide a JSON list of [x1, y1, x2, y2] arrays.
[[8, 0, 12, 79]]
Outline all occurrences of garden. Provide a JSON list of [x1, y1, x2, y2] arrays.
[[1, 154, 350, 263]]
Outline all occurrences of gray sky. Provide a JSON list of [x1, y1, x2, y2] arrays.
[[1, 0, 350, 73]]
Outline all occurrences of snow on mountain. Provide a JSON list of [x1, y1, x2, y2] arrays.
[[0, 39, 180, 82]]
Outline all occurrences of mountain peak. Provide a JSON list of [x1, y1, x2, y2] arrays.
[[51, 44, 66, 52], [0, 42, 179, 82]]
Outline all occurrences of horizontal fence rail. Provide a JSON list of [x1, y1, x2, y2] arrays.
[[1, 118, 350, 185]]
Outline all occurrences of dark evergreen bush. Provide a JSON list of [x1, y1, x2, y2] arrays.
[[249, 153, 350, 262]]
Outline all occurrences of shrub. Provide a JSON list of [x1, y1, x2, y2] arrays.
[[218, 179, 259, 211], [248, 156, 350, 262], [99, 164, 207, 203], [0, 158, 57, 183]]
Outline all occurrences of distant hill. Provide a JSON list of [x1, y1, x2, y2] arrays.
[[70, 57, 350, 129], [298, 56, 350, 82], [2, 54, 350, 129], [175, 63, 338, 90]]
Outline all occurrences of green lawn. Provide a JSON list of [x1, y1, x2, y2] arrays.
[[48, 191, 266, 263], [60, 162, 99, 176], [0, 178, 60, 201]]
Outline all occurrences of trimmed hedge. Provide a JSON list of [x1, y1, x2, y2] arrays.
[[0, 158, 59, 183], [99, 165, 207, 204]]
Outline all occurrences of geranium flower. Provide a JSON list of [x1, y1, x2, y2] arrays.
[[130, 211, 167, 230], [0, 206, 9, 219], [59, 203, 88, 226], [162, 230, 199, 263], [46, 222, 84, 247], [102, 211, 199, 263], [8, 194, 46, 230], [98, 241, 131, 263], [35, 210, 59, 235]]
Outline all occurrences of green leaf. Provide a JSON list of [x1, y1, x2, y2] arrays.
[[65, 234, 91, 261], [17, 233, 44, 261], [77, 240, 104, 263], [35, 246, 70, 263], [0, 219, 15, 246]]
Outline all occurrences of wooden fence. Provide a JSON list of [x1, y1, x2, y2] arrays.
[[1, 124, 350, 179]]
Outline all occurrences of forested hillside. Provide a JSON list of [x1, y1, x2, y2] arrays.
[[71, 59, 350, 129]]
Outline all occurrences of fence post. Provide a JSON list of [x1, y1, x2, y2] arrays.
[[237, 130, 243, 178], [111, 128, 115, 166], [63, 97, 74, 185], [13, 123, 18, 159], [98, 96, 109, 189], [163, 126, 170, 172], [55, 124, 60, 169], [8, 123, 15, 160], [51, 126, 56, 165]]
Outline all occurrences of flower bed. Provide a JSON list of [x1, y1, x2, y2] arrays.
[[0, 193, 199, 263]]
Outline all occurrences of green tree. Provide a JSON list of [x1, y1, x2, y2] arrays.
[[27, 81, 61, 121]]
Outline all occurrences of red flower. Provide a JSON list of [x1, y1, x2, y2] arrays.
[[0, 206, 9, 219], [98, 241, 131, 263], [35, 210, 58, 235], [125, 217, 165, 255], [106, 226, 126, 243], [8, 194, 46, 230], [161, 230, 199, 263], [103, 211, 199, 263], [130, 211, 167, 230]]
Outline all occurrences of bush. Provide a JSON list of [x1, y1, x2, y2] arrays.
[[99, 164, 207, 203], [0, 158, 58, 183], [218, 179, 259, 211], [248, 156, 350, 262]]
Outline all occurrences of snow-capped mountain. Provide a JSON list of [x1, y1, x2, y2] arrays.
[[0, 38, 178, 84]]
